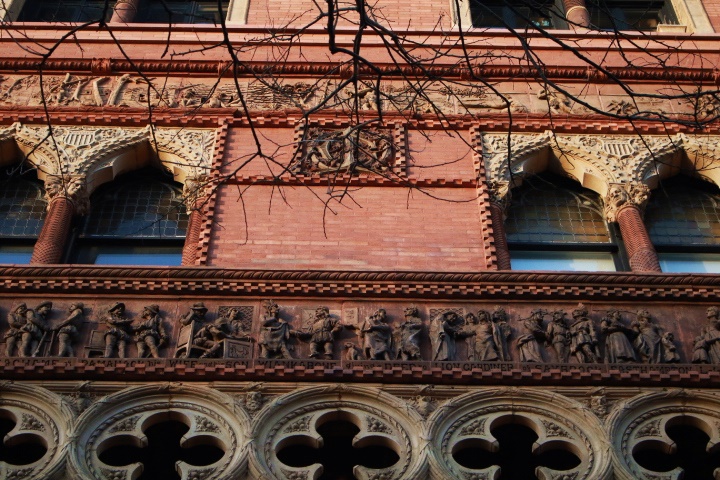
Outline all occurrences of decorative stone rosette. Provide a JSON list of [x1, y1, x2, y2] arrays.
[[249, 385, 427, 479], [0, 383, 73, 480], [68, 384, 250, 480], [426, 388, 612, 480], [608, 390, 720, 480]]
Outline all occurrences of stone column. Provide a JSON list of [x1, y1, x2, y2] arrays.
[[604, 183, 661, 273], [563, 0, 591, 28], [30, 176, 89, 265], [487, 181, 512, 271], [181, 176, 208, 266], [110, 0, 140, 23]]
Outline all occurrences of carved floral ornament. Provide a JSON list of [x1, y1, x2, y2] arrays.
[[480, 132, 720, 202], [1, 123, 215, 180]]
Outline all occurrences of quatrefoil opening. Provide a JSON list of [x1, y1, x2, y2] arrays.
[[0, 409, 48, 467], [96, 411, 226, 480], [275, 411, 401, 480]]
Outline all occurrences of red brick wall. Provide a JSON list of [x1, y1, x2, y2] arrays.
[[207, 184, 486, 271], [246, 0, 452, 30], [703, 0, 720, 30]]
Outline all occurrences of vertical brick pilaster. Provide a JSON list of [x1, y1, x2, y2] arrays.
[[30, 198, 75, 265], [489, 202, 512, 270], [616, 205, 661, 273]]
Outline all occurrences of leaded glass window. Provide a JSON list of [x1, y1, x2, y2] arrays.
[[72, 170, 187, 266], [0, 177, 47, 238], [81, 175, 187, 240], [646, 176, 720, 273], [135, 0, 228, 23], [17, 0, 112, 22], [505, 174, 620, 271]]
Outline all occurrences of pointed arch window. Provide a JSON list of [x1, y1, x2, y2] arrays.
[[70, 169, 187, 265], [645, 176, 720, 273], [0, 171, 47, 264], [505, 173, 624, 271]]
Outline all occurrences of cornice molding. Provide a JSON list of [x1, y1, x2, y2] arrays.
[[0, 59, 716, 84], [0, 266, 718, 300]]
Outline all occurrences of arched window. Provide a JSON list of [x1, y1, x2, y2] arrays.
[[70, 169, 187, 265], [0, 172, 47, 264], [505, 173, 623, 271], [645, 176, 720, 273]]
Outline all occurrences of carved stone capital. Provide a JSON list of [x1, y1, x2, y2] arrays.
[[603, 182, 650, 222], [486, 181, 511, 211], [183, 175, 209, 207], [44, 175, 89, 215]]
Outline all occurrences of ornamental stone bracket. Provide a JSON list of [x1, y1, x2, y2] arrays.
[[480, 131, 720, 201], [4, 123, 215, 191]]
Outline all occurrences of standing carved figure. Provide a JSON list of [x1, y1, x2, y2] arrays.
[[697, 306, 720, 364], [193, 307, 244, 359], [180, 302, 208, 326], [395, 307, 423, 360], [56, 303, 84, 357], [4, 303, 27, 357], [662, 332, 681, 363], [600, 310, 636, 363], [104, 302, 133, 358], [465, 310, 500, 361], [517, 309, 546, 363], [569, 304, 599, 363], [133, 305, 167, 359], [259, 300, 293, 359], [546, 310, 570, 363], [301, 306, 342, 359], [632, 309, 663, 364], [20, 301, 52, 357], [431, 311, 464, 361], [360, 309, 393, 360], [492, 307, 512, 361]]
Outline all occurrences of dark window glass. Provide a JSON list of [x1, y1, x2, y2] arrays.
[[0, 175, 46, 238], [470, 0, 557, 29], [71, 170, 187, 266], [646, 176, 720, 273], [505, 174, 621, 271], [135, 0, 227, 23], [17, 0, 112, 22], [586, 0, 677, 30], [81, 173, 187, 239]]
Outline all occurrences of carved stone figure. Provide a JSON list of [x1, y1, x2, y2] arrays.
[[298, 306, 342, 359], [464, 310, 500, 361], [696, 306, 720, 364], [600, 310, 637, 363], [104, 302, 133, 358], [4, 303, 28, 357], [20, 301, 52, 357], [569, 304, 599, 363], [431, 311, 465, 361], [360, 309, 393, 360], [492, 307, 512, 361], [179, 302, 208, 326], [631, 309, 663, 364], [258, 300, 293, 359], [344, 342, 363, 361], [517, 309, 546, 363], [662, 332, 681, 363], [546, 310, 570, 363], [56, 303, 84, 357], [133, 305, 167, 359], [395, 307, 423, 360], [193, 306, 246, 359]]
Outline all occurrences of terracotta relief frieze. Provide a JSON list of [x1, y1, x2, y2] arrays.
[[1, 299, 719, 386]]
